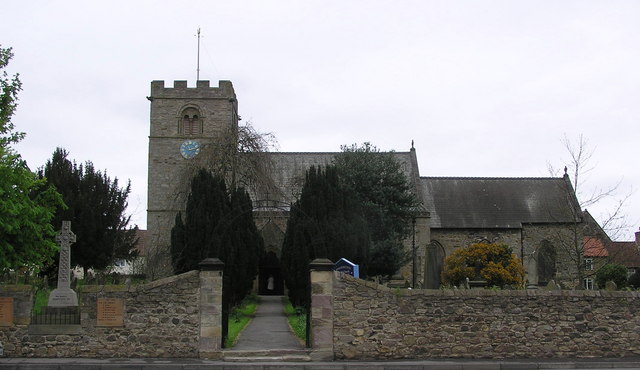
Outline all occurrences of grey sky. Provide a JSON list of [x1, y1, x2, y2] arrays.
[[3, 0, 638, 239]]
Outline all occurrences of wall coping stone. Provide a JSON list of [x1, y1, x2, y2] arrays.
[[0, 285, 32, 292], [199, 258, 224, 271], [310, 258, 334, 271], [79, 270, 199, 293], [337, 273, 640, 298]]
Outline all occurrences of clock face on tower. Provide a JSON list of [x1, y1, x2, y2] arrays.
[[180, 140, 200, 159]]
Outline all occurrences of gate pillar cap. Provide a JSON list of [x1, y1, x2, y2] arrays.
[[199, 258, 224, 271], [310, 258, 334, 271]]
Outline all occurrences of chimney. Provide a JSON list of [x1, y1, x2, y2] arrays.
[[636, 227, 640, 248]]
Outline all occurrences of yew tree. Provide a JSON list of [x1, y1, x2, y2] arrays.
[[333, 142, 419, 276], [171, 169, 263, 306], [39, 148, 138, 276], [281, 165, 369, 306]]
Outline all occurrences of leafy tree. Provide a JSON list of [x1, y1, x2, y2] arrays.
[[442, 243, 525, 288], [333, 142, 419, 276], [0, 45, 24, 147], [281, 165, 369, 306], [0, 148, 62, 270], [39, 148, 138, 276], [0, 45, 63, 271], [595, 263, 627, 289]]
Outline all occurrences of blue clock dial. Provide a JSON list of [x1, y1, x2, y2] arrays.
[[180, 140, 200, 159]]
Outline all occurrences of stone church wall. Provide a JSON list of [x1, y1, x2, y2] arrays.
[[0, 271, 201, 358], [429, 224, 580, 288], [332, 273, 640, 360], [430, 228, 522, 257]]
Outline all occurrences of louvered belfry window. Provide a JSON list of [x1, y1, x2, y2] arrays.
[[180, 107, 203, 135]]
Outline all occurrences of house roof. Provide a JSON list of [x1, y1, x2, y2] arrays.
[[607, 241, 640, 268], [420, 176, 580, 229], [583, 236, 609, 257]]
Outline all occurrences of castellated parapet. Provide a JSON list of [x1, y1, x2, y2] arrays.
[[150, 80, 236, 99], [147, 80, 238, 278]]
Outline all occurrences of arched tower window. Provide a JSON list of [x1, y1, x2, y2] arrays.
[[179, 107, 203, 135]]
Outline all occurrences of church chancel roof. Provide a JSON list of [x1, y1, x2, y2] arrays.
[[421, 177, 580, 229]]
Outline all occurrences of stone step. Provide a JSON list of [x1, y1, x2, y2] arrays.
[[222, 349, 311, 362]]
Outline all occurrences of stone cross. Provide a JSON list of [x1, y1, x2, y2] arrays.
[[55, 221, 76, 289], [48, 221, 79, 307]]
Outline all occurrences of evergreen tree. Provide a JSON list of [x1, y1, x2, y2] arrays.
[[172, 169, 229, 273], [281, 165, 369, 306], [171, 169, 263, 306], [333, 142, 419, 277], [226, 187, 262, 303], [39, 148, 138, 276], [169, 212, 186, 273]]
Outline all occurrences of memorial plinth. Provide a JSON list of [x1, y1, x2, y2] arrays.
[[48, 221, 79, 307]]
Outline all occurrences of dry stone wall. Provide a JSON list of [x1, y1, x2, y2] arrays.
[[0, 270, 201, 358], [332, 273, 640, 360]]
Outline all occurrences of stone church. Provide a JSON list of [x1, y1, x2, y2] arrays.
[[147, 80, 583, 290]]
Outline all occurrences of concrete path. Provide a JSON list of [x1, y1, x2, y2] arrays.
[[231, 295, 304, 351], [4, 357, 640, 369]]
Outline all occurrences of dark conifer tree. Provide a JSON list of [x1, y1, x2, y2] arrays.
[[226, 187, 262, 303], [172, 169, 230, 273], [171, 169, 263, 306], [170, 212, 186, 273], [39, 148, 138, 277], [333, 143, 419, 276], [281, 165, 368, 306]]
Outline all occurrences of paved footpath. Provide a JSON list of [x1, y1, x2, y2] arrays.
[[232, 295, 305, 351], [3, 357, 640, 369]]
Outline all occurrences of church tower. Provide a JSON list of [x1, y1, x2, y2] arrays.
[[147, 80, 238, 276]]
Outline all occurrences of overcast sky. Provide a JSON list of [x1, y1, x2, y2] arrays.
[[3, 0, 639, 239]]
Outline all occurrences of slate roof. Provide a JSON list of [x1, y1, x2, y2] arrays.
[[421, 176, 580, 229], [265, 151, 419, 204]]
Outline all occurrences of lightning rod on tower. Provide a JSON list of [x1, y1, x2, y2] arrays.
[[196, 27, 201, 81]]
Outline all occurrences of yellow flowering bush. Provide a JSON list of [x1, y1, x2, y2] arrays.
[[442, 243, 525, 288]]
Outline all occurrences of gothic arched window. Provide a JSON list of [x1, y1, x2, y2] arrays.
[[179, 107, 203, 135], [537, 241, 556, 286], [425, 241, 445, 289]]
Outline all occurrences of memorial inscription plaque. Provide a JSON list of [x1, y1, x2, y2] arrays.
[[96, 298, 124, 327], [0, 297, 14, 326]]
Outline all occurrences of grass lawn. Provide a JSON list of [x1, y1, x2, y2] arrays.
[[32, 287, 50, 314], [283, 297, 306, 342], [225, 295, 259, 348]]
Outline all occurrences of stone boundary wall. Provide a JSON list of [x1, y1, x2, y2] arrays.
[[0, 270, 201, 358], [332, 273, 640, 360]]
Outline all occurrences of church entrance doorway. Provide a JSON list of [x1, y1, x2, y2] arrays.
[[258, 251, 284, 295]]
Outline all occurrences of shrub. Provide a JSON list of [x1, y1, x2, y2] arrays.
[[628, 271, 640, 289], [442, 242, 525, 288], [595, 263, 628, 289]]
